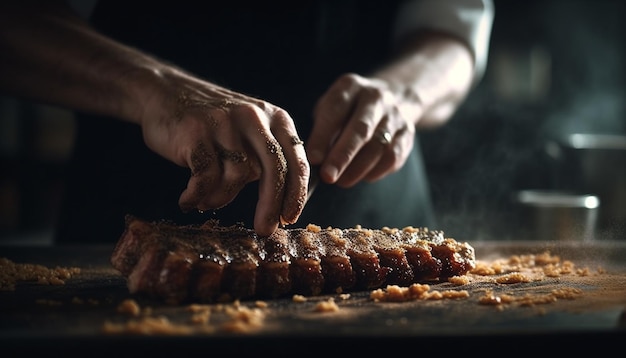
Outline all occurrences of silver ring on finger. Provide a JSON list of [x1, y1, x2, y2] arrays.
[[375, 130, 392, 146], [290, 135, 305, 146]]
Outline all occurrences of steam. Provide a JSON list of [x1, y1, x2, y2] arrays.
[[421, 0, 625, 242]]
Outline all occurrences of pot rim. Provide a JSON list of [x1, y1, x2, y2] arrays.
[[513, 189, 600, 209]]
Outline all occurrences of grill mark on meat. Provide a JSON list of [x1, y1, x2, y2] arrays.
[[111, 216, 476, 304]]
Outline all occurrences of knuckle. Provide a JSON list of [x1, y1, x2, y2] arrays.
[[337, 72, 360, 87], [231, 101, 263, 120], [352, 117, 375, 139], [222, 164, 250, 182], [328, 92, 349, 114], [363, 86, 386, 102], [254, 100, 271, 113], [272, 107, 291, 120], [270, 108, 296, 130]]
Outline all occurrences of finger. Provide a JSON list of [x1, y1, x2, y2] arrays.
[[321, 85, 387, 183], [194, 147, 257, 211], [334, 112, 394, 187], [196, 121, 261, 210], [234, 106, 286, 236], [179, 174, 219, 213], [270, 110, 309, 225], [307, 73, 362, 165], [178, 141, 221, 212], [335, 139, 385, 188], [365, 128, 413, 182]]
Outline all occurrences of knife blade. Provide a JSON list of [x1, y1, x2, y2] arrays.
[[305, 165, 320, 204]]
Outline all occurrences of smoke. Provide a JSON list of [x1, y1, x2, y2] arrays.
[[538, 0, 626, 137], [419, 0, 625, 241]]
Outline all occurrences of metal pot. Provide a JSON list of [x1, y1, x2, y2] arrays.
[[545, 133, 626, 240], [512, 189, 600, 241]]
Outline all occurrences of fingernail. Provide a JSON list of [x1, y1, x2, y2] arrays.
[[323, 165, 338, 183]]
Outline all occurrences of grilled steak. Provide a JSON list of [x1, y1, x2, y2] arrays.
[[111, 215, 476, 304]]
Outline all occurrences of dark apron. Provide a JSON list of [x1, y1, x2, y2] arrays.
[[55, 0, 435, 243]]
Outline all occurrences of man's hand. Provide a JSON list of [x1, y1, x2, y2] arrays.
[[138, 70, 310, 237], [306, 73, 419, 187], [305, 31, 475, 189]]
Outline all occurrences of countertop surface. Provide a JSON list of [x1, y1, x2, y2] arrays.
[[1, 240, 625, 354]]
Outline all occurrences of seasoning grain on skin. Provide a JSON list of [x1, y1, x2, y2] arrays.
[[175, 91, 235, 123], [224, 178, 247, 197], [265, 136, 287, 195], [261, 134, 288, 227], [190, 142, 215, 175], [216, 144, 248, 163]]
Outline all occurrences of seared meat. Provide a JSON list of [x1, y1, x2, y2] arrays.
[[111, 215, 476, 304]]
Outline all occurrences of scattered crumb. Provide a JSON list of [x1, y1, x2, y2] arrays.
[[186, 303, 212, 312], [551, 287, 583, 299], [370, 283, 469, 302], [116, 299, 141, 317], [478, 290, 516, 306], [436, 290, 471, 299], [448, 275, 471, 285], [254, 300, 268, 308], [495, 272, 532, 284], [371, 251, 599, 309], [292, 294, 307, 302], [313, 298, 339, 312], [0, 257, 81, 291], [102, 316, 197, 335], [306, 224, 321, 233], [103, 299, 266, 335], [190, 310, 211, 325], [220, 305, 266, 332], [470, 252, 589, 308]]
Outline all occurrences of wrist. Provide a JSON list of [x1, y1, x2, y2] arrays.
[[119, 60, 173, 126], [395, 85, 425, 127]]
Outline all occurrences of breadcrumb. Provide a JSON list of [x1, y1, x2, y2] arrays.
[[0, 257, 80, 291]]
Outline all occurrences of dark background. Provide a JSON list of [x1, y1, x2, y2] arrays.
[[1, 0, 624, 244], [420, 0, 625, 241]]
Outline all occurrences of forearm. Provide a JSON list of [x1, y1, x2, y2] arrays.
[[0, 1, 165, 124], [373, 30, 475, 129]]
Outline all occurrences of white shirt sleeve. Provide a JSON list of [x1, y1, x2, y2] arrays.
[[393, 0, 495, 83]]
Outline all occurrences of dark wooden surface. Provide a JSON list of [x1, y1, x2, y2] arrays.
[[1, 241, 625, 353]]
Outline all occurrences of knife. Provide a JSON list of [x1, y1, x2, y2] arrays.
[[305, 165, 320, 204]]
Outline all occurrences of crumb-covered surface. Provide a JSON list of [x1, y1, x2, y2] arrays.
[[0, 241, 625, 340]]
